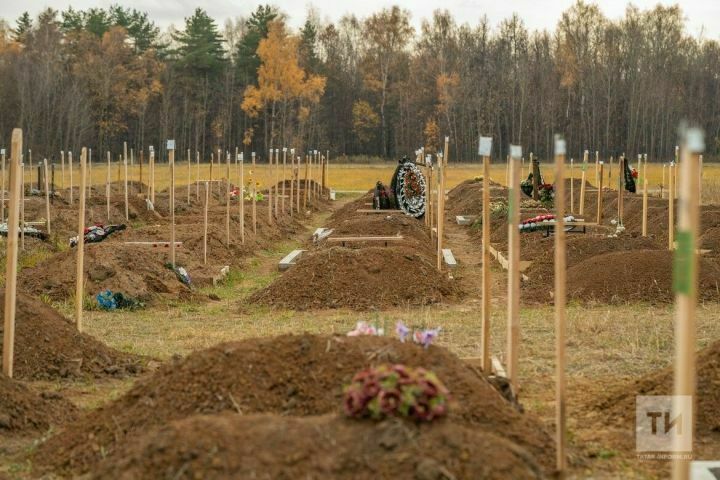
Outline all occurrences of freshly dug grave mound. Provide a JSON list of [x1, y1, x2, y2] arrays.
[[700, 226, 720, 251], [594, 339, 720, 436], [522, 236, 663, 303], [19, 241, 191, 302], [91, 413, 544, 480], [0, 292, 144, 380], [324, 215, 434, 256], [0, 376, 78, 435], [446, 179, 506, 217], [35, 334, 554, 476], [328, 191, 374, 223], [566, 249, 720, 303], [249, 246, 459, 310]]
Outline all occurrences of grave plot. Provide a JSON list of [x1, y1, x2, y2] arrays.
[[34, 334, 555, 478], [250, 191, 461, 310], [0, 375, 78, 436], [0, 292, 144, 380]]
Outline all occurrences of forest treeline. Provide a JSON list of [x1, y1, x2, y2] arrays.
[[0, 1, 718, 163]]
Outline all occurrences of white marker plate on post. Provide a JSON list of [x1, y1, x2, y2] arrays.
[[510, 145, 522, 160], [478, 137, 493, 156], [149, 146, 154, 152], [554, 137, 566, 156], [0, 149, 5, 155], [167, 140, 176, 150], [685, 128, 705, 153]]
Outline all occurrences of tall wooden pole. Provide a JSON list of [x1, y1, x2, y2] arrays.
[[150, 148, 155, 205], [267, 149, 273, 224], [210, 152, 214, 196], [570, 158, 574, 214], [437, 138, 448, 271], [617, 157, 624, 224], [169, 143, 176, 267], [20, 163, 24, 251], [187, 149, 191, 205], [507, 144, 522, 394], [274, 148, 280, 217], [252, 152, 257, 234], [106, 152, 111, 220], [75, 148, 87, 332], [3, 129, 22, 377], [196, 151, 200, 201], [289, 149, 295, 216], [671, 128, 702, 480], [123, 145, 129, 221], [669, 161, 675, 250], [554, 136, 567, 475], [226, 152, 231, 246], [479, 136, 493, 372], [239, 153, 245, 244], [304, 154, 309, 209], [674, 146, 679, 200], [43, 159, 51, 234], [61, 151, 65, 191], [1, 149, 6, 222], [204, 181, 209, 265], [579, 150, 588, 216], [69, 151, 73, 204], [88, 148, 92, 198], [596, 162, 604, 224], [296, 155, 301, 214], [139, 150, 143, 195], [282, 148, 287, 214]]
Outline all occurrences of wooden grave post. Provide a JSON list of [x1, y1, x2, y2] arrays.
[[61, 151, 65, 191], [20, 162, 24, 250], [662, 163, 666, 199], [187, 149, 191, 204], [196, 151, 200, 201], [43, 159, 50, 234], [479, 136, 493, 372], [669, 161, 675, 250], [252, 152, 257, 234], [226, 152, 231, 246], [239, 153, 245, 244], [3, 129, 22, 377], [289, 149, 295, 216], [671, 128, 703, 480], [69, 151, 73, 204], [570, 158, 574, 214], [436, 138, 449, 271], [674, 146, 679, 200], [267, 148, 273, 224], [139, 150, 143, 195], [596, 161, 604, 224], [1, 148, 5, 222], [282, 148, 287, 214], [554, 135, 568, 475], [210, 152, 214, 196], [106, 152, 111, 220], [169, 141, 176, 267], [124, 146, 129, 221], [304, 153, 309, 209], [150, 146, 156, 205], [88, 148, 92, 198], [274, 148, 280, 217], [204, 181, 209, 264], [75, 148, 87, 332], [507, 144, 522, 394], [617, 157, 624, 224]]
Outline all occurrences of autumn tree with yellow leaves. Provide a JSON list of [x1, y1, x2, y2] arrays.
[[242, 21, 326, 153]]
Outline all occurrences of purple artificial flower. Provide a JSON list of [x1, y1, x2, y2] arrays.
[[395, 321, 410, 342], [414, 328, 441, 348]]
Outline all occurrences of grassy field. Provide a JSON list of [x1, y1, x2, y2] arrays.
[[34, 160, 720, 204]]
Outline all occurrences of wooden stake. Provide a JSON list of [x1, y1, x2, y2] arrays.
[[436, 138, 449, 271], [481, 153, 491, 372], [289, 149, 295, 216], [124, 149, 129, 221], [69, 151, 73, 204], [210, 152, 214, 196], [669, 162, 675, 250], [1, 149, 5, 222], [594, 150, 599, 186], [617, 157, 623, 224], [75, 148, 87, 332], [296, 155, 300, 214], [150, 148, 155, 205], [671, 128, 702, 480], [674, 146, 679, 200], [196, 151, 200, 201], [139, 150, 143, 194], [596, 162, 604, 224], [507, 144, 521, 393], [20, 163, 24, 251], [274, 149, 280, 217], [268, 149, 273, 224], [187, 149, 191, 205], [130, 148, 134, 192], [642, 177, 648, 237], [226, 152, 231, 246], [204, 181, 209, 265], [169, 143, 176, 267], [252, 152, 257, 234], [570, 158, 574, 214], [699, 154, 703, 205], [3, 129, 22, 377], [43, 159, 50, 235], [106, 152, 111, 221], [239, 153, 245, 244], [304, 154, 309, 209], [553, 136, 567, 475], [282, 148, 287, 214], [88, 148, 92, 198], [579, 150, 588, 215], [662, 163, 666, 199]]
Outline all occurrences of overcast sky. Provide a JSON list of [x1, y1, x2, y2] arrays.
[[1, 0, 718, 39]]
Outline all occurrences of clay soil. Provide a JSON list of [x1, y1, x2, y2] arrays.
[[0, 376, 78, 436], [90, 413, 544, 480], [34, 334, 555, 477], [249, 246, 459, 310], [0, 292, 144, 380]]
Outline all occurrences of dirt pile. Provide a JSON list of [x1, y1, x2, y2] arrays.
[[35, 334, 554, 476], [594, 339, 720, 437], [700, 226, 720, 251], [325, 215, 434, 256], [0, 292, 144, 380], [445, 179, 507, 217], [0, 376, 78, 435], [328, 191, 374, 223], [566, 249, 720, 303], [249, 246, 459, 310], [90, 413, 544, 480], [19, 242, 191, 302]]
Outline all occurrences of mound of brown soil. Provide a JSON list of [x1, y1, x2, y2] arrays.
[[35, 334, 554, 476], [594, 339, 720, 437], [566, 249, 720, 303], [700, 227, 720, 251], [0, 376, 78, 435], [328, 191, 374, 223], [249, 246, 459, 310], [446, 179, 507, 217], [325, 215, 434, 256], [0, 292, 144, 380], [19, 242, 191, 302], [91, 413, 544, 480]]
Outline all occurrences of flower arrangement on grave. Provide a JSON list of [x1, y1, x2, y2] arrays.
[[395, 321, 440, 348], [343, 364, 450, 422], [346, 321, 384, 336]]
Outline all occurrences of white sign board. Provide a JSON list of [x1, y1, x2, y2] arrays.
[[685, 128, 705, 153], [0, 149, 5, 155], [166, 139, 175, 150], [510, 145, 522, 160], [149, 146, 154, 152], [478, 137, 492, 156], [554, 136, 566, 156]]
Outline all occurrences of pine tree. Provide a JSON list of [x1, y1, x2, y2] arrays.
[[13, 12, 33, 43], [235, 5, 277, 85], [172, 8, 226, 79]]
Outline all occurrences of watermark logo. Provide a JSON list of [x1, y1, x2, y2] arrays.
[[636, 395, 692, 459]]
